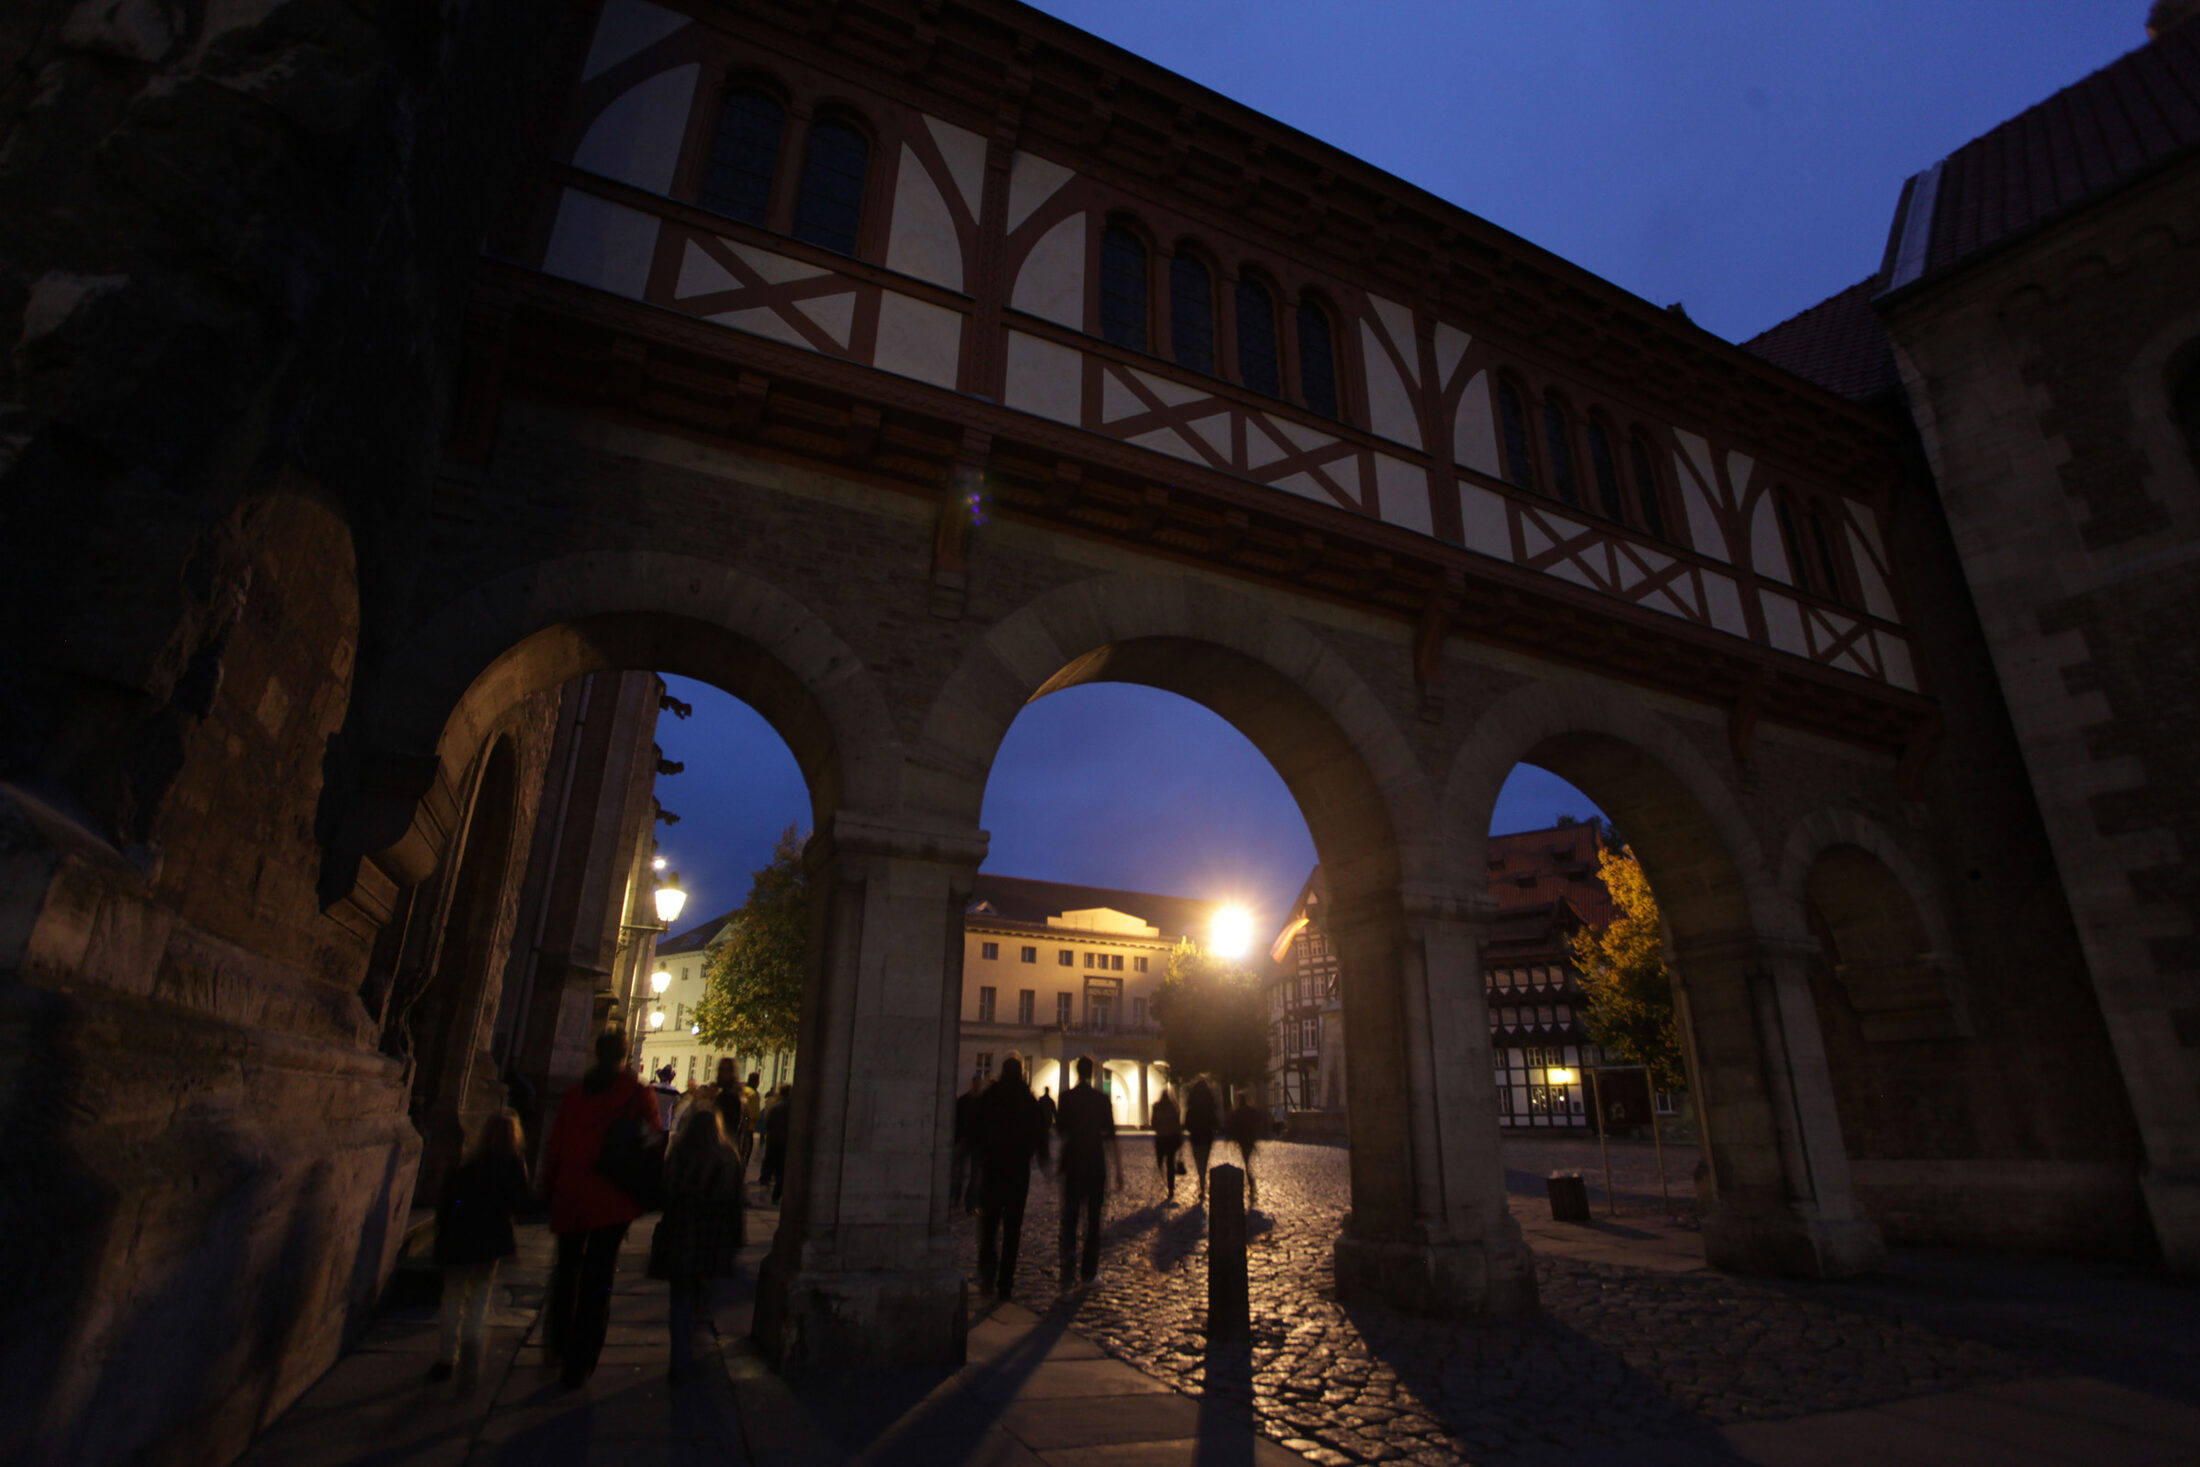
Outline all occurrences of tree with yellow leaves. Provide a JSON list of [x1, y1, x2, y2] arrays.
[[1566, 845, 1688, 1094]]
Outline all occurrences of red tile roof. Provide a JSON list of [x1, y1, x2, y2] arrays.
[[1741, 277, 1902, 404]]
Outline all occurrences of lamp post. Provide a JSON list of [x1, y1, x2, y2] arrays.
[[621, 868, 689, 1063]]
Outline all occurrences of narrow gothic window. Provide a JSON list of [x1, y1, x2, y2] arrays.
[[1587, 417, 1625, 521], [1497, 378, 1534, 490], [1236, 276, 1280, 396], [792, 117, 868, 254], [1170, 253, 1215, 374], [1299, 297, 1339, 418], [1100, 224, 1148, 351], [1543, 393, 1580, 506], [700, 88, 784, 225], [1630, 430, 1668, 540]]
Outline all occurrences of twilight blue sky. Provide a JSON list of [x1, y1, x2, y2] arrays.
[[651, 3, 2151, 935]]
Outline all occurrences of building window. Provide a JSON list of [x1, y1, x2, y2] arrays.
[[1100, 223, 1149, 350], [1133, 956, 1148, 973], [1018, 989, 1035, 1024], [1542, 392, 1580, 507], [1236, 275, 1280, 396], [1586, 416, 1625, 522], [1084, 952, 1096, 969], [699, 87, 784, 225], [1110, 954, 1124, 972], [1056, 992, 1073, 1025], [1299, 296, 1339, 418], [1132, 997, 1147, 1025], [1630, 430, 1668, 540], [1497, 377, 1534, 490], [791, 116, 868, 255], [1058, 949, 1074, 967], [980, 941, 998, 961], [975, 1052, 993, 1082], [1170, 251, 1216, 374], [977, 986, 997, 1022], [1021, 945, 1037, 964]]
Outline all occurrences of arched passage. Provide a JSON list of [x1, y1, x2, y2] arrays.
[[1448, 678, 1884, 1279], [923, 572, 1536, 1318]]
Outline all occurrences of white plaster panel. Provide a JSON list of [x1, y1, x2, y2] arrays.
[[1271, 470, 1351, 509], [1374, 454, 1433, 539], [542, 189, 660, 300], [1759, 590, 1808, 656], [1129, 426, 1203, 464], [1004, 330, 1083, 426], [1703, 573, 1747, 636], [1433, 323, 1470, 386], [1359, 318, 1422, 449], [1460, 482, 1511, 558], [1519, 514, 1554, 560], [1544, 556, 1594, 590], [1130, 368, 1208, 409], [729, 241, 828, 285], [1751, 493, 1792, 583], [885, 145, 962, 290], [1726, 450, 1755, 502], [1673, 443, 1730, 563], [1878, 632, 1917, 691], [873, 293, 963, 388], [1185, 411, 1233, 460], [572, 63, 698, 195], [676, 239, 738, 298], [924, 116, 988, 214], [1010, 213, 1084, 328], [1847, 522, 1899, 621], [1675, 430, 1719, 503], [792, 291, 854, 349], [710, 305, 814, 351], [1245, 418, 1292, 471], [1100, 371, 1139, 423], [1008, 151, 1076, 233], [583, 0, 690, 81], [1366, 295, 1419, 384], [1643, 580, 1697, 620], [1453, 368, 1501, 477], [1275, 419, 1338, 455]]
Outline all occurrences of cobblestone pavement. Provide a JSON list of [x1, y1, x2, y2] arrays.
[[954, 1137, 2156, 1467]]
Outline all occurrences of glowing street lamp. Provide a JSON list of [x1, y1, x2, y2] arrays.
[[1210, 904, 1254, 961], [653, 873, 687, 927], [651, 854, 668, 872], [1547, 1066, 1577, 1085], [648, 1008, 666, 1030], [650, 969, 673, 995]]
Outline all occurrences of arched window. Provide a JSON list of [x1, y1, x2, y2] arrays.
[[1099, 223, 1149, 351], [1496, 377, 1534, 491], [1170, 252, 1215, 375], [2171, 340, 2200, 475], [700, 87, 784, 226], [1586, 416, 1625, 521], [1542, 392, 1580, 507], [1629, 430, 1668, 540], [791, 116, 868, 255], [1298, 296, 1339, 419], [1236, 275, 1280, 396]]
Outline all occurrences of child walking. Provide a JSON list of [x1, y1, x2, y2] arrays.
[[647, 1107, 746, 1385], [432, 1111, 533, 1390]]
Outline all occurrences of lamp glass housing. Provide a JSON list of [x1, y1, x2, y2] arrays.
[[650, 969, 672, 994], [654, 881, 687, 925]]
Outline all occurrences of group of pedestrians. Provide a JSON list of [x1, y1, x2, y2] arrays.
[[1148, 1075, 1265, 1206]]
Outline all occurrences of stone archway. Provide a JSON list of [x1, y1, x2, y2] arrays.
[[1446, 677, 1884, 1279], [922, 570, 1535, 1318]]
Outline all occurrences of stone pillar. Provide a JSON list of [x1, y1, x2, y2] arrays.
[[752, 811, 987, 1372], [1673, 934, 1883, 1278], [1330, 890, 1537, 1316]]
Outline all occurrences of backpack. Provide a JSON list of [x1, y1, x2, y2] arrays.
[[595, 1114, 666, 1213]]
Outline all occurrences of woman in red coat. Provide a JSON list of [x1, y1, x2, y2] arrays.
[[540, 1031, 662, 1387]]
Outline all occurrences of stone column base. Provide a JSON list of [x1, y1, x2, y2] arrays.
[[1702, 1209, 1885, 1278], [2141, 1171, 2200, 1276], [751, 1256, 967, 1374], [1333, 1227, 1539, 1317]]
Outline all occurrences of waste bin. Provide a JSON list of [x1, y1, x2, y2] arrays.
[[1546, 1171, 1591, 1222]]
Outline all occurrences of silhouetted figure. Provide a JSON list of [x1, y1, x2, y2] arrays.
[[739, 1072, 762, 1168], [647, 1107, 744, 1386], [712, 1057, 744, 1171], [1183, 1075, 1220, 1206], [952, 1073, 984, 1213], [649, 1065, 683, 1130], [1227, 1093, 1265, 1209], [1055, 1056, 1120, 1290], [432, 1111, 533, 1391], [1149, 1089, 1184, 1202], [1037, 1085, 1057, 1166], [757, 1085, 792, 1203], [542, 1031, 662, 1387], [973, 1056, 1049, 1300]]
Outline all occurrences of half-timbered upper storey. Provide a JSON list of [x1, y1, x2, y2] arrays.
[[485, 0, 1931, 751]]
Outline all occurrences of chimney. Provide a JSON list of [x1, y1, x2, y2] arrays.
[[2149, 0, 2200, 38]]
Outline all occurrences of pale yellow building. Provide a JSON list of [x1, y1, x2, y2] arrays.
[[957, 875, 1225, 1128], [635, 908, 795, 1098]]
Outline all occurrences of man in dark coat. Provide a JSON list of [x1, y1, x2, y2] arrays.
[[757, 1085, 792, 1204], [1149, 1087, 1184, 1203], [972, 1056, 1049, 1300], [1055, 1056, 1119, 1291], [1184, 1074, 1220, 1206]]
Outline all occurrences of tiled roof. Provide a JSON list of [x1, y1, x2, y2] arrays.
[[1740, 278, 1902, 404], [657, 908, 738, 956], [965, 872, 1222, 944], [1879, 21, 2200, 297]]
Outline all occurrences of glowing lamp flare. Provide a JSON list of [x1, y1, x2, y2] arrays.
[[1547, 1067, 1577, 1085], [1210, 904, 1255, 961], [650, 969, 672, 995], [653, 874, 687, 926], [648, 1009, 666, 1030]]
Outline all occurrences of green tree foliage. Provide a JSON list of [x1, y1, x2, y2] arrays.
[[1566, 846, 1688, 1094], [1152, 938, 1269, 1090], [693, 825, 808, 1057]]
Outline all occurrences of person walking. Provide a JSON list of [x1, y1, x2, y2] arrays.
[[952, 1073, 984, 1215], [1227, 1090, 1265, 1209], [757, 1085, 792, 1204], [1036, 1084, 1057, 1168], [1054, 1056, 1119, 1292], [647, 1107, 745, 1386], [1149, 1087, 1184, 1203], [739, 1072, 763, 1171], [1184, 1074, 1220, 1206], [972, 1056, 1049, 1301], [649, 1064, 683, 1131], [431, 1111, 533, 1391], [540, 1031, 662, 1388]]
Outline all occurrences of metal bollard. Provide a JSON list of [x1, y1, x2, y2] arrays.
[[1206, 1163, 1250, 1339]]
